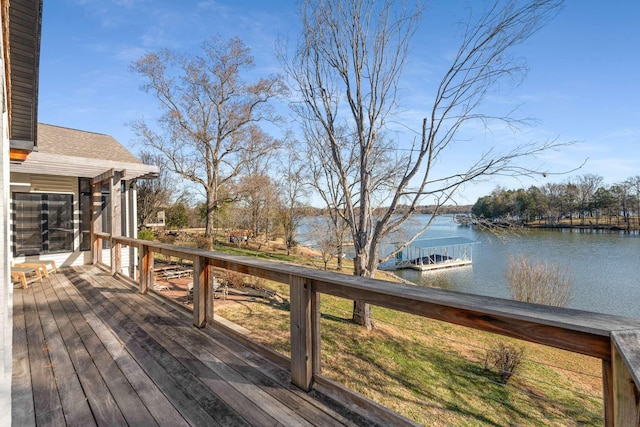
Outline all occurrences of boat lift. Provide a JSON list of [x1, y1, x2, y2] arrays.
[[394, 236, 478, 271]]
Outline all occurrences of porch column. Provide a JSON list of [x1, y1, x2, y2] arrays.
[[90, 181, 103, 265], [109, 170, 124, 274], [128, 180, 138, 279], [110, 170, 123, 238]]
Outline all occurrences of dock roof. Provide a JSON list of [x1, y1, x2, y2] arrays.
[[408, 236, 478, 249]]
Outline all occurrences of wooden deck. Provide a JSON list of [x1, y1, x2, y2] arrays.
[[11, 265, 385, 426]]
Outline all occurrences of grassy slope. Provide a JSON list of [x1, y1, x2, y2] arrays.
[[177, 239, 604, 425]]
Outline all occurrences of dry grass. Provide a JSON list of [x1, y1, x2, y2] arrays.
[[166, 233, 603, 425], [216, 285, 603, 426]]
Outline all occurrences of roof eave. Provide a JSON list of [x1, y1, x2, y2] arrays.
[[7, 0, 43, 155], [10, 151, 160, 181]]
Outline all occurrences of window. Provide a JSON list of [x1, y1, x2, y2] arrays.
[[13, 193, 74, 256]]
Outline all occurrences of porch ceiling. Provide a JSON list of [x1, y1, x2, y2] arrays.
[[10, 151, 159, 180]]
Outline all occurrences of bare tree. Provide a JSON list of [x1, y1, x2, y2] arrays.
[[136, 151, 173, 227], [283, 0, 564, 329], [628, 175, 640, 229], [236, 173, 279, 242], [306, 215, 338, 270], [506, 255, 572, 307], [541, 182, 564, 225], [304, 125, 353, 271], [576, 173, 603, 224], [234, 131, 282, 244], [131, 37, 287, 241], [277, 139, 309, 255]]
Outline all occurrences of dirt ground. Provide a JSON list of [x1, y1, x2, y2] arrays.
[[152, 275, 232, 308], [152, 269, 284, 311]]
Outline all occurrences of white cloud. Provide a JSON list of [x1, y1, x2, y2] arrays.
[[113, 45, 148, 62]]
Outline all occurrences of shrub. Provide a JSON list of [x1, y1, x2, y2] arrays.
[[194, 235, 212, 250], [157, 233, 177, 244], [249, 276, 266, 290], [505, 255, 573, 307], [484, 342, 525, 384], [137, 229, 155, 241], [224, 270, 246, 288]]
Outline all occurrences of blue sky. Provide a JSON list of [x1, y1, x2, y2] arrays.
[[38, 1, 640, 205]]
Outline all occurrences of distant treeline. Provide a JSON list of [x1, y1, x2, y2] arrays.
[[470, 174, 640, 231], [303, 204, 473, 217]]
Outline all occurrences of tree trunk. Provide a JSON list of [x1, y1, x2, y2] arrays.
[[205, 187, 217, 241], [205, 209, 215, 238], [352, 249, 374, 330], [352, 301, 373, 330]]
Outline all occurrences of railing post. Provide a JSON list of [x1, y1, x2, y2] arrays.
[[603, 360, 614, 427], [93, 235, 102, 265], [193, 256, 212, 328], [312, 290, 321, 376], [139, 243, 153, 294], [111, 238, 121, 276], [610, 331, 640, 426], [205, 259, 213, 324], [290, 274, 314, 391]]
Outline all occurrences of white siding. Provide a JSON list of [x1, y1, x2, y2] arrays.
[[12, 251, 92, 268], [101, 247, 133, 276], [0, 32, 12, 426], [30, 175, 75, 193]]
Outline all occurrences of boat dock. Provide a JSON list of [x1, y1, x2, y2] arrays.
[[393, 236, 478, 271]]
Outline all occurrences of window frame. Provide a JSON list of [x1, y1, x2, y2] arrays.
[[12, 192, 75, 256]]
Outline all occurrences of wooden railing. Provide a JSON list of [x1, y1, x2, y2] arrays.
[[94, 233, 640, 426]]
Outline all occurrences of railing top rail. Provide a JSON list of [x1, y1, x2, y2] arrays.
[[112, 235, 640, 360]]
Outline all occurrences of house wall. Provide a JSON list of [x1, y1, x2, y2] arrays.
[[0, 24, 11, 425], [10, 173, 134, 274]]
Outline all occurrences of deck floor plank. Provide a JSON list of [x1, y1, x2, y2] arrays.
[[32, 276, 127, 427], [21, 285, 66, 426], [95, 273, 320, 427], [66, 268, 232, 426], [49, 273, 190, 427], [202, 323, 376, 427], [42, 273, 158, 427], [106, 276, 363, 427], [89, 267, 375, 427], [11, 287, 36, 426], [30, 275, 97, 427], [100, 270, 360, 425], [13, 265, 389, 427], [75, 268, 259, 426]]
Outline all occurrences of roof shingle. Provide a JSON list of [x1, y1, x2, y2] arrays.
[[37, 123, 143, 164]]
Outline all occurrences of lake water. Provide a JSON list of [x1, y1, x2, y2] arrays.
[[301, 215, 640, 319]]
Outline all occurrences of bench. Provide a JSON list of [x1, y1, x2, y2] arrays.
[[163, 269, 192, 279], [11, 267, 43, 289], [187, 278, 227, 300], [14, 260, 57, 278]]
